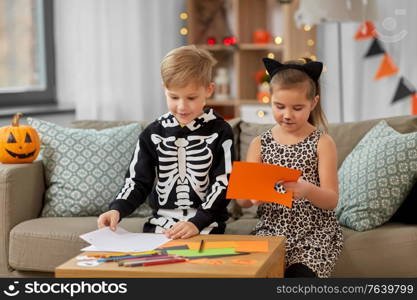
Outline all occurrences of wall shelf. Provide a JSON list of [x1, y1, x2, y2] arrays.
[[187, 0, 316, 120]]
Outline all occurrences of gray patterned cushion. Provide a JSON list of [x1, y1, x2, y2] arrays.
[[27, 118, 143, 217], [336, 120, 417, 231]]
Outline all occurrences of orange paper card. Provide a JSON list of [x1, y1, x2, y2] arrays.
[[226, 161, 302, 208], [160, 240, 269, 253]]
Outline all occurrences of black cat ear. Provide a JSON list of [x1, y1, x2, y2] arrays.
[[262, 58, 283, 78], [303, 61, 323, 81]]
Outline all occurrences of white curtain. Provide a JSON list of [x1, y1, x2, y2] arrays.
[[54, 0, 185, 121], [311, 0, 417, 123]]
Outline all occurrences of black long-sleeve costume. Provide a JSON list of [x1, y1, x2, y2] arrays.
[[109, 109, 234, 233]]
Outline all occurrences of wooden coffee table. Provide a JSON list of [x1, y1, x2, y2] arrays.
[[55, 234, 285, 278]]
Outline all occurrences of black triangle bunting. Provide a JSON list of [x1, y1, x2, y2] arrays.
[[392, 77, 416, 103], [365, 38, 385, 58]]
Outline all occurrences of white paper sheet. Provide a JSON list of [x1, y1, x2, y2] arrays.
[[79, 227, 171, 252]]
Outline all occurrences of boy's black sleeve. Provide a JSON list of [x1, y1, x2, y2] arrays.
[[109, 127, 156, 219], [188, 124, 235, 231]]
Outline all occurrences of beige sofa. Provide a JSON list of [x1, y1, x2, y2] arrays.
[[1, 116, 417, 278]]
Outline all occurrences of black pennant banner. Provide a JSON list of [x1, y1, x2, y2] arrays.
[[365, 38, 385, 58]]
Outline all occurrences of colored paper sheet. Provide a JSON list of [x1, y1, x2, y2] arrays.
[[226, 161, 302, 208], [86, 251, 158, 258], [166, 248, 239, 258], [374, 54, 398, 80], [80, 227, 171, 252], [160, 240, 268, 253]]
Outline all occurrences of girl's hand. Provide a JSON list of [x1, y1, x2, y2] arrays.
[[282, 178, 312, 200], [163, 221, 199, 239]]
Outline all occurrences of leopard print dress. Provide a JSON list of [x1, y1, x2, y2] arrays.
[[254, 128, 343, 278]]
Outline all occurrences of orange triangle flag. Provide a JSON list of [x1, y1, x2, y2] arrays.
[[412, 93, 417, 115], [354, 21, 377, 40], [226, 161, 302, 208], [374, 54, 398, 80]]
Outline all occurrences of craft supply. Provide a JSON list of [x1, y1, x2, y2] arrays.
[[188, 258, 210, 264], [117, 255, 178, 266], [77, 260, 101, 267], [167, 248, 240, 258], [226, 161, 302, 208], [124, 258, 188, 267], [160, 240, 269, 253], [207, 260, 224, 265], [231, 258, 257, 265], [120, 255, 182, 266], [198, 240, 205, 253]]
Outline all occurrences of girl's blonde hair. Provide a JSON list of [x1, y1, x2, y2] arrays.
[[161, 45, 217, 88], [270, 58, 328, 131]]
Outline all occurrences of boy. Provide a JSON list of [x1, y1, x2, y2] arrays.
[[98, 45, 234, 239]]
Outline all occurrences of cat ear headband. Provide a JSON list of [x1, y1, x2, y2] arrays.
[[262, 57, 323, 82]]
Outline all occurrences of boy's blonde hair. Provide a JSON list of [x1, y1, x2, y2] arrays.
[[161, 45, 217, 88], [270, 57, 328, 131]]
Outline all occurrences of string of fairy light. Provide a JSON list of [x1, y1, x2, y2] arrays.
[[179, 12, 188, 35], [178, 6, 323, 111], [178, 9, 316, 56]]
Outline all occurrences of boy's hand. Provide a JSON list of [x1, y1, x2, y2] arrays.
[[163, 221, 199, 239], [97, 210, 120, 231], [282, 178, 312, 200], [250, 200, 262, 206]]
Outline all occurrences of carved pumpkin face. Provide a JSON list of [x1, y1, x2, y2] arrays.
[[0, 113, 40, 164]]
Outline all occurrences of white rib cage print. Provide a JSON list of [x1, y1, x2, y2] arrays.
[[151, 133, 218, 208]]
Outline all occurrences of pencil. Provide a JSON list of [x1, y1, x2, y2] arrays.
[[198, 240, 205, 253], [124, 258, 187, 267], [142, 258, 187, 267], [118, 255, 177, 266], [97, 252, 160, 263]]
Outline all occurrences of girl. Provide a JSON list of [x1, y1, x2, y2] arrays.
[[237, 58, 343, 278]]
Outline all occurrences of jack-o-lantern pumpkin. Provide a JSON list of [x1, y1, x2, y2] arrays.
[[0, 113, 40, 163]]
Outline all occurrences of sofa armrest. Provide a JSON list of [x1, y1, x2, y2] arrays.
[[0, 161, 45, 274]]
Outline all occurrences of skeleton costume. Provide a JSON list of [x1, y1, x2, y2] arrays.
[[109, 108, 234, 234]]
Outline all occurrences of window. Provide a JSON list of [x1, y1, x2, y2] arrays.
[[0, 0, 55, 107]]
